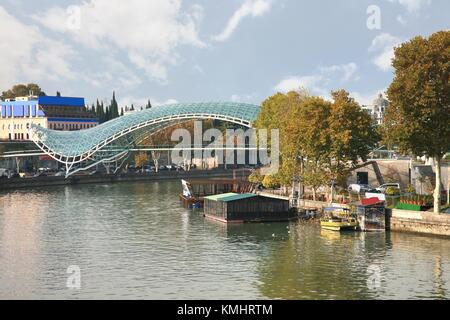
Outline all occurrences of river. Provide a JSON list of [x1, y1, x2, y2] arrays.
[[0, 180, 449, 299]]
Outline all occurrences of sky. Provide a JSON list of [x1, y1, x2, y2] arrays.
[[0, 0, 448, 108]]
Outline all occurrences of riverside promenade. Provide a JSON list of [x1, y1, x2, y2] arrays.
[[0, 168, 248, 191]]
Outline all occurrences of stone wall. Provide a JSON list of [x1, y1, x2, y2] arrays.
[[389, 209, 450, 237], [347, 160, 411, 188]]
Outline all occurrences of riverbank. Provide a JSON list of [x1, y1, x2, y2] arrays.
[[0, 169, 248, 191], [295, 199, 450, 237], [389, 208, 450, 237]]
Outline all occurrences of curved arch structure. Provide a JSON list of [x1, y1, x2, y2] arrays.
[[30, 102, 260, 177]]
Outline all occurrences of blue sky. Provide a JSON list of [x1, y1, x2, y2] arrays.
[[0, 0, 448, 108]]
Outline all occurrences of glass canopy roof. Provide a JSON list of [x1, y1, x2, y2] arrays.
[[30, 102, 261, 159]]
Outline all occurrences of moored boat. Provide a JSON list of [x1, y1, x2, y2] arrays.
[[320, 207, 358, 231]]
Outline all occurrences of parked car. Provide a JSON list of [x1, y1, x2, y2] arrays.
[[0, 168, 11, 178], [143, 165, 153, 173], [33, 172, 47, 178], [376, 183, 401, 194], [347, 184, 375, 194], [55, 171, 65, 177]]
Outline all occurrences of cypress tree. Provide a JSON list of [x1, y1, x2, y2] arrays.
[[100, 101, 105, 123], [146, 99, 152, 109], [111, 91, 119, 119]]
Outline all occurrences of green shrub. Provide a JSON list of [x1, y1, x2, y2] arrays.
[[385, 186, 401, 196], [262, 175, 280, 189]]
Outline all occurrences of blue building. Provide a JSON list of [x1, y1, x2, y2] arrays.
[[0, 95, 98, 141]]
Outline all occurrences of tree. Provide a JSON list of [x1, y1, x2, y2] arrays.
[[328, 90, 379, 186], [110, 91, 120, 119], [1, 83, 45, 99], [262, 175, 280, 189], [303, 161, 329, 201], [95, 99, 106, 123], [151, 151, 161, 172], [146, 99, 152, 109], [295, 96, 332, 200], [383, 31, 450, 213], [254, 89, 379, 201], [254, 91, 308, 190], [56, 91, 61, 97], [120, 107, 124, 116], [135, 152, 148, 169]]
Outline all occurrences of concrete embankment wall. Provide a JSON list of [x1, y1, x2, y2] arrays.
[[299, 199, 347, 210], [0, 169, 246, 191], [389, 209, 450, 237], [297, 200, 450, 237]]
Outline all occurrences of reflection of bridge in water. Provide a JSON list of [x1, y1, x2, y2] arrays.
[[25, 102, 260, 177]]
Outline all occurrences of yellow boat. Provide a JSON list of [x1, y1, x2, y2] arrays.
[[320, 218, 358, 231], [320, 207, 358, 231]]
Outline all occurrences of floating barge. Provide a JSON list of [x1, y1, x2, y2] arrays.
[[180, 179, 255, 209], [203, 192, 297, 224]]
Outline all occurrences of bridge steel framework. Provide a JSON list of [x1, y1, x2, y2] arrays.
[[29, 102, 260, 177]]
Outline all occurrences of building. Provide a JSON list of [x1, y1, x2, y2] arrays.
[[0, 95, 98, 141], [361, 93, 389, 125], [203, 193, 295, 223]]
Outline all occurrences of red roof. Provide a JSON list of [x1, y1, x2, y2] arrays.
[[361, 197, 384, 206]]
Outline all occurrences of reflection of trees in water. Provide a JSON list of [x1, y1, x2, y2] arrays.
[[386, 232, 450, 299], [255, 222, 392, 300], [434, 256, 445, 299]]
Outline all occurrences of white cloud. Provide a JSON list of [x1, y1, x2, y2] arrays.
[[368, 33, 402, 72], [212, 0, 272, 42], [230, 94, 256, 103], [351, 89, 387, 106], [274, 62, 359, 95], [396, 15, 407, 25], [118, 96, 178, 109], [0, 6, 75, 90], [388, 0, 432, 13], [33, 0, 205, 83], [84, 56, 142, 89], [193, 64, 204, 74], [319, 63, 359, 82]]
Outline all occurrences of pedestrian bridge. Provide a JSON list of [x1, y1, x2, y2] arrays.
[[30, 102, 260, 176]]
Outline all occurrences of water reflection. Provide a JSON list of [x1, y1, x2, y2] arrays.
[[0, 181, 449, 299]]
